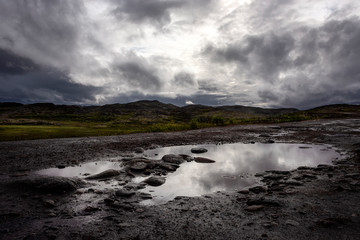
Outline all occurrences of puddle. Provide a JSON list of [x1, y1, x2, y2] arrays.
[[35, 160, 123, 178], [140, 143, 342, 205], [33, 143, 343, 205]]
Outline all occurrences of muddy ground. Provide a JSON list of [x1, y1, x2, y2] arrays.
[[0, 119, 360, 240]]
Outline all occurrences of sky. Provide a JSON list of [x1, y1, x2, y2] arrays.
[[0, 0, 360, 109]]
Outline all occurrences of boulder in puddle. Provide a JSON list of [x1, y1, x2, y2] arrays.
[[194, 157, 216, 163], [162, 154, 185, 165], [129, 162, 148, 171], [143, 176, 166, 186], [11, 175, 86, 194], [191, 148, 208, 154], [85, 169, 120, 180]]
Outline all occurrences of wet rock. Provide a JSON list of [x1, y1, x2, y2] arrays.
[[247, 197, 282, 207], [245, 205, 264, 211], [43, 199, 56, 208], [238, 189, 250, 194], [85, 169, 120, 180], [179, 154, 194, 162], [138, 192, 152, 199], [162, 154, 185, 164], [191, 148, 208, 154], [280, 180, 303, 186], [84, 206, 100, 212], [194, 157, 216, 163], [159, 163, 179, 171], [249, 186, 267, 194], [12, 176, 85, 194], [286, 220, 300, 226], [115, 189, 136, 197], [263, 174, 285, 181], [143, 176, 166, 186], [259, 134, 270, 137], [134, 147, 144, 153], [129, 162, 148, 171], [265, 170, 291, 175]]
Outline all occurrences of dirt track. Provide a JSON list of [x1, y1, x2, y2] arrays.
[[1, 119, 360, 239]]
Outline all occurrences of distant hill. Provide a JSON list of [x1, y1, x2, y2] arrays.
[[0, 100, 359, 141], [0, 100, 298, 121]]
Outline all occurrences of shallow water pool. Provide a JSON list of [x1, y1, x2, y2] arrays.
[[140, 143, 341, 205]]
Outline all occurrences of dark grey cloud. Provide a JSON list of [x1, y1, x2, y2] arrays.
[[205, 33, 295, 82], [0, 0, 85, 69], [0, 49, 101, 104], [112, 0, 184, 26], [173, 72, 196, 87], [114, 62, 162, 90], [205, 17, 360, 109]]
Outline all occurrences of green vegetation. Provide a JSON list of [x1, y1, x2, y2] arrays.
[[0, 101, 359, 141]]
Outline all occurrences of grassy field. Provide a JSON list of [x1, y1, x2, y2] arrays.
[[0, 102, 359, 141]]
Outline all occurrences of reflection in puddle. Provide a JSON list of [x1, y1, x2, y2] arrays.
[[140, 143, 341, 205], [35, 161, 122, 178]]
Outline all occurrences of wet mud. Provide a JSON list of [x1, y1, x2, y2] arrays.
[[0, 119, 360, 239]]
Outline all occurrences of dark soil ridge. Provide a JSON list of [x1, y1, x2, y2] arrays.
[[0, 118, 360, 239]]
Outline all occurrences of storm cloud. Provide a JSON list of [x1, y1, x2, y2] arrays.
[[0, 0, 359, 108]]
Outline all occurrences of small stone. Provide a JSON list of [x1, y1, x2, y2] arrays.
[[136, 208, 144, 213], [162, 154, 185, 164], [238, 189, 250, 194], [130, 162, 148, 171], [245, 205, 264, 211], [191, 148, 208, 154], [134, 147, 144, 153], [143, 176, 166, 186], [249, 186, 267, 194], [56, 165, 66, 169], [85, 169, 120, 180], [115, 189, 136, 197], [194, 157, 216, 163], [267, 140, 275, 143], [43, 199, 56, 208], [139, 192, 152, 199], [286, 220, 300, 226], [84, 206, 100, 212]]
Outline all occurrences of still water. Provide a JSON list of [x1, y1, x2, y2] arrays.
[[140, 143, 341, 205]]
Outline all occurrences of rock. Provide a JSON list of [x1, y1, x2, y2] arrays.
[[139, 192, 152, 199], [286, 220, 300, 226], [179, 154, 194, 162], [85, 169, 120, 180], [280, 180, 303, 186], [143, 176, 166, 186], [84, 206, 100, 212], [265, 170, 291, 175], [56, 165, 66, 169], [194, 157, 216, 163], [134, 147, 144, 153], [162, 154, 185, 164], [238, 189, 250, 194], [12, 176, 85, 194], [249, 186, 267, 194], [263, 174, 285, 181], [130, 162, 148, 171], [159, 163, 178, 171], [115, 189, 136, 197], [43, 199, 56, 208], [245, 205, 264, 211], [246, 197, 282, 207], [267, 139, 275, 143], [259, 134, 270, 137], [191, 148, 208, 154]]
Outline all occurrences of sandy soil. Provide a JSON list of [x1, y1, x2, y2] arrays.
[[0, 119, 360, 239]]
